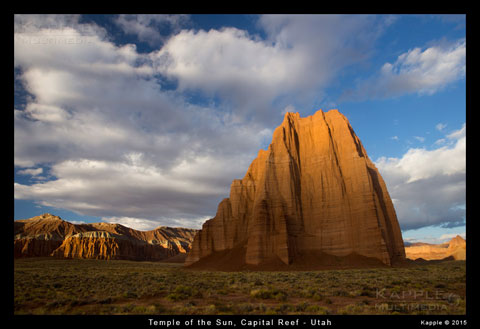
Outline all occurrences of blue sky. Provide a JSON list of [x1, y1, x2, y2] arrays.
[[14, 14, 466, 243]]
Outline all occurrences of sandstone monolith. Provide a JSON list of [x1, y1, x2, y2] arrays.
[[185, 109, 406, 269]]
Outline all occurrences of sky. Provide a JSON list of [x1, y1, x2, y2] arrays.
[[13, 14, 466, 244]]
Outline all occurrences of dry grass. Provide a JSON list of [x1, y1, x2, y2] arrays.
[[14, 257, 466, 315]]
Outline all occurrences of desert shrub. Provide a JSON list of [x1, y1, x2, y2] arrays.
[[46, 299, 69, 308], [300, 288, 316, 298], [359, 287, 375, 297], [166, 292, 185, 301], [339, 303, 365, 315], [250, 288, 271, 299], [131, 305, 147, 314], [166, 285, 202, 301], [205, 304, 217, 314], [264, 308, 277, 315], [98, 297, 113, 304], [144, 305, 157, 314], [237, 276, 248, 283], [235, 303, 254, 314], [275, 303, 293, 314], [305, 304, 330, 315], [123, 291, 138, 299], [312, 292, 323, 301], [13, 257, 465, 315], [255, 303, 267, 312], [274, 291, 288, 302], [254, 278, 263, 286], [250, 288, 288, 301], [295, 302, 310, 312], [333, 289, 349, 297]]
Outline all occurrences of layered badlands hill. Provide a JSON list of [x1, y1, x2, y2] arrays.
[[14, 213, 197, 261], [405, 235, 466, 261], [185, 109, 406, 270]]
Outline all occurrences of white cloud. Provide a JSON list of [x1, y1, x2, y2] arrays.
[[439, 232, 466, 241], [69, 220, 87, 225], [343, 38, 466, 100], [434, 138, 447, 146], [447, 123, 466, 140], [24, 103, 72, 122], [114, 14, 189, 46], [377, 124, 465, 184], [17, 167, 43, 176], [154, 15, 385, 121], [375, 124, 466, 230], [414, 136, 425, 143], [436, 122, 447, 131], [13, 15, 271, 227], [14, 148, 254, 223], [14, 14, 465, 233], [404, 231, 465, 244], [154, 27, 296, 118], [101, 215, 207, 231], [14, 14, 82, 33], [101, 216, 164, 231], [281, 105, 296, 115]]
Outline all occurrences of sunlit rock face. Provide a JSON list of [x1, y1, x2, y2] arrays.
[[186, 109, 405, 270], [14, 213, 197, 261]]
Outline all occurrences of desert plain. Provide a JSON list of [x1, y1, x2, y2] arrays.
[[14, 257, 465, 315]]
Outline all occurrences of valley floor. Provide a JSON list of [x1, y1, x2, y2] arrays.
[[14, 258, 466, 315]]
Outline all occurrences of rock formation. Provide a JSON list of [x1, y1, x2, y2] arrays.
[[185, 109, 406, 270], [14, 213, 197, 261], [405, 235, 466, 261], [14, 214, 87, 258]]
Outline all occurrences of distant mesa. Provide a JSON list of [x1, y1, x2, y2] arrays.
[[14, 213, 197, 261], [405, 235, 466, 261], [185, 109, 406, 270]]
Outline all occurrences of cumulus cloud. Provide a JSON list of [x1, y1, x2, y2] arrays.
[[101, 215, 207, 231], [404, 231, 465, 245], [114, 14, 190, 46], [13, 14, 268, 227], [155, 14, 386, 122], [439, 232, 466, 241], [342, 38, 466, 100], [17, 167, 43, 177], [13, 155, 238, 228], [375, 124, 466, 230], [14, 14, 392, 228], [101, 216, 169, 231], [14, 14, 464, 232]]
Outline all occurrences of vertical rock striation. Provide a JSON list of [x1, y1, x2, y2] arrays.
[[14, 213, 197, 261], [185, 109, 405, 269]]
